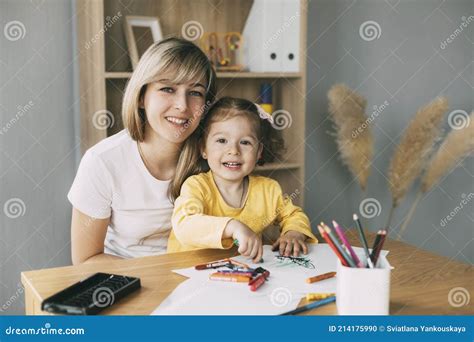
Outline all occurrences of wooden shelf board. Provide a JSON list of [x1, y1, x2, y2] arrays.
[[104, 71, 302, 79]]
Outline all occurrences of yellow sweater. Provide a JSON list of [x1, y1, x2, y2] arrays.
[[168, 171, 317, 253]]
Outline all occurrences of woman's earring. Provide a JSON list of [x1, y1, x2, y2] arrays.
[[202, 153, 207, 159]]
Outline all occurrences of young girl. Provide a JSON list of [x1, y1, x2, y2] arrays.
[[68, 38, 216, 264], [168, 97, 317, 262]]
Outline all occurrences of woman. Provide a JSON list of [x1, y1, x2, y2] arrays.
[[68, 38, 216, 264]]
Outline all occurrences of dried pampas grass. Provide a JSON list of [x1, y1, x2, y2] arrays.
[[387, 97, 448, 211], [399, 112, 474, 237], [328, 84, 374, 191], [421, 111, 474, 192]]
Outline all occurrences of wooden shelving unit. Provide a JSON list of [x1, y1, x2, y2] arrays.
[[76, 0, 308, 206]]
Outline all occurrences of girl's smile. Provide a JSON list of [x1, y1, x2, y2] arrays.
[[202, 115, 263, 183]]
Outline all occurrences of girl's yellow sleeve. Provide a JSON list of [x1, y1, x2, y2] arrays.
[[273, 183, 318, 243], [171, 177, 233, 250]]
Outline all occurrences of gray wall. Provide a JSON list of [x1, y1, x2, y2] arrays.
[[0, 0, 78, 314], [305, 0, 473, 264]]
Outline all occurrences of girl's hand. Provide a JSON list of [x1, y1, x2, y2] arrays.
[[224, 220, 263, 263], [272, 231, 308, 257]]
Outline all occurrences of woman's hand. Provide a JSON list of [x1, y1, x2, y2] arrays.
[[224, 220, 263, 263], [272, 230, 308, 257]]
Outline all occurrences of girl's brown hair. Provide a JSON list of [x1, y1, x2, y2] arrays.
[[122, 37, 217, 141], [170, 97, 285, 201]]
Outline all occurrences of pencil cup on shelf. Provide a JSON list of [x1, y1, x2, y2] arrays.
[[336, 254, 392, 315]]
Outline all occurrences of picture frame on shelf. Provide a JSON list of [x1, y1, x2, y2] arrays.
[[124, 16, 163, 69]]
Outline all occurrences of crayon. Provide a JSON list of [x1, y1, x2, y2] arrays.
[[229, 259, 251, 269], [306, 271, 336, 284], [195, 259, 230, 270], [248, 270, 270, 286], [306, 293, 336, 301], [249, 274, 267, 291], [216, 271, 254, 277], [209, 273, 250, 283]]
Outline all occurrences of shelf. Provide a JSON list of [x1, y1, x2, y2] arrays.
[[104, 71, 302, 80], [216, 72, 302, 79], [105, 72, 132, 79], [254, 162, 302, 172]]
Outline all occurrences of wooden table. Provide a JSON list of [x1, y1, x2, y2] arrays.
[[21, 233, 473, 315]]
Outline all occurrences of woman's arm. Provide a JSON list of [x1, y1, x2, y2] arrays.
[[70, 208, 122, 265]]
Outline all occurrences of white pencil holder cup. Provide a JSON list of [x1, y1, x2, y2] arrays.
[[336, 254, 392, 315]]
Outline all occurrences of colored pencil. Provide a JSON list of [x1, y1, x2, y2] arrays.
[[280, 296, 336, 315], [306, 271, 336, 284], [370, 230, 382, 262], [322, 223, 357, 268], [332, 220, 363, 268], [318, 225, 349, 267], [353, 213, 374, 268], [372, 230, 387, 267]]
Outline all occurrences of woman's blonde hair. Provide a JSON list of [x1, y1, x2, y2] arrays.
[[122, 37, 217, 141], [170, 97, 285, 201]]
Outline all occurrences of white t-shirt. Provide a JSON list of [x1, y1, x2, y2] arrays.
[[68, 130, 174, 258]]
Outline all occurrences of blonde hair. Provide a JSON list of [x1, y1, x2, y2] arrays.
[[170, 97, 285, 201], [122, 37, 217, 141]]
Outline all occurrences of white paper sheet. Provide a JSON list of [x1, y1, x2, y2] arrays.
[[151, 278, 301, 315], [152, 244, 389, 315], [173, 244, 389, 295]]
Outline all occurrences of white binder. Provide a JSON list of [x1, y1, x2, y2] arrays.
[[242, 0, 301, 72], [281, 0, 300, 72]]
